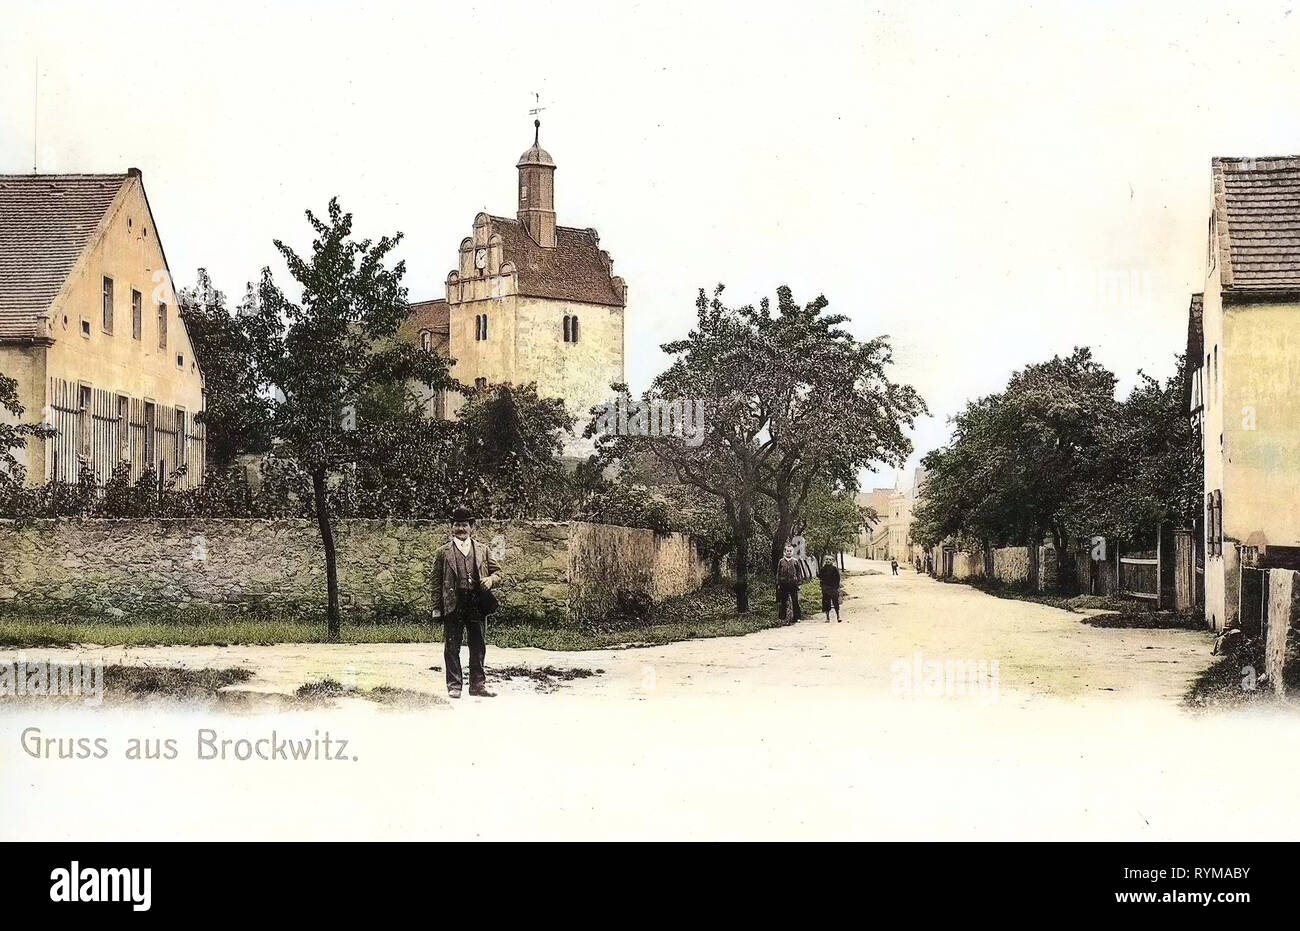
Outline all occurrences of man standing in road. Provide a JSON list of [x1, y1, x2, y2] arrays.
[[433, 505, 503, 698], [777, 542, 803, 621]]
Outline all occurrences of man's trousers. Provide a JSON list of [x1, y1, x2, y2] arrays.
[[444, 598, 487, 692]]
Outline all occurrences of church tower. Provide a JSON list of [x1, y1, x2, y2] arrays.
[[406, 122, 627, 458], [517, 119, 557, 248]]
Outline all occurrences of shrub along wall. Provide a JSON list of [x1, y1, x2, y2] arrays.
[[568, 521, 712, 620], [0, 519, 711, 627]]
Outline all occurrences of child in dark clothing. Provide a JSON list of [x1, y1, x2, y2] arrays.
[[817, 556, 842, 623]]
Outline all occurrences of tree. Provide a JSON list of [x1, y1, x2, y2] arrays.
[[250, 199, 455, 639], [589, 289, 764, 612], [746, 287, 925, 571], [453, 382, 574, 519], [912, 347, 1120, 581], [799, 480, 864, 561], [179, 270, 275, 471], [593, 285, 924, 613], [1081, 354, 1201, 541]]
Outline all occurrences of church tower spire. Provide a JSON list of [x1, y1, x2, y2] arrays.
[[517, 119, 557, 248]]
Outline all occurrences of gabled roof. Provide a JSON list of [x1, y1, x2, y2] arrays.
[[402, 298, 451, 357], [1185, 293, 1204, 411], [0, 173, 131, 339], [1186, 292, 1204, 360], [488, 215, 626, 307], [406, 298, 450, 334], [1212, 156, 1300, 301]]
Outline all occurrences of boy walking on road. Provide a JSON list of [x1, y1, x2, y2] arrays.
[[818, 555, 842, 623]]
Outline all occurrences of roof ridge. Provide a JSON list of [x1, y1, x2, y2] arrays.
[[1213, 155, 1300, 165], [0, 172, 131, 181]]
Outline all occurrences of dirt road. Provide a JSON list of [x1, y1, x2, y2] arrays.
[[5, 562, 1299, 840]]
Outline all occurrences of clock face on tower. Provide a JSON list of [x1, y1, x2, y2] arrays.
[[475, 249, 487, 270]]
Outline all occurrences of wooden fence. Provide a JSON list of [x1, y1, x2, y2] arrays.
[[46, 377, 203, 488]]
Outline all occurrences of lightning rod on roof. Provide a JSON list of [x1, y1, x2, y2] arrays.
[[33, 58, 38, 173]]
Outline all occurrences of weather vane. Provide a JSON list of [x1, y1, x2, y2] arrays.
[[529, 92, 546, 144]]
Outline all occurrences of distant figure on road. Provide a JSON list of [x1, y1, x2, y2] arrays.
[[433, 504, 503, 699], [890, 557, 899, 575], [776, 543, 803, 621], [818, 555, 842, 623]]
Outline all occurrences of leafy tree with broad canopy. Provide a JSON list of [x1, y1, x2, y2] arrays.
[[593, 285, 924, 613], [912, 347, 1198, 583]]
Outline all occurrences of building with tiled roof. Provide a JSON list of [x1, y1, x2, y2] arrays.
[[405, 123, 627, 445], [1191, 156, 1300, 630], [0, 170, 204, 486]]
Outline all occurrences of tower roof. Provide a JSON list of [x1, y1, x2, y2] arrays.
[[517, 119, 555, 168], [488, 215, 624, 306], [516, 142, 555, 169]]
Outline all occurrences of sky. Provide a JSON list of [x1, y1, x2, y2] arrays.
[[3, 0, 1298, 489]]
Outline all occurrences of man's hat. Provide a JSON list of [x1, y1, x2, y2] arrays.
[[451, 505, 475, 523]]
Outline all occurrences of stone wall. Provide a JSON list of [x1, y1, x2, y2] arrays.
[[951, 550, 985, 581], [0, 518, 710, 627], [930, 545, 1032, 587], [568, 521, 712, 620], [992, 547, 1031, 584]]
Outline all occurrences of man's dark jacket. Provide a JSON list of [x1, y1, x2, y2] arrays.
[[433, 539, 503, 619]]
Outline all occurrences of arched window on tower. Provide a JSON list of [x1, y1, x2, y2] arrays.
[[571, 315, 579, 343], [420, 329, 432, 352], [563, 315, 571, 342], [476, 314, 488, 341]]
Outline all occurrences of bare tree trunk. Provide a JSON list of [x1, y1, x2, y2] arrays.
[[1052, 526, 1071, 593], [734, 502, 753, 614], [313, 469, 341, 641], [770, 501, 793, 574]]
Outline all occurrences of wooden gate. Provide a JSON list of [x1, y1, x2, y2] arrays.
[[1173, 528, 1197, 611], [1117, 537, 1161, 606]]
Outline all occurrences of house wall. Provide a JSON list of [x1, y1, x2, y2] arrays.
[[1221, 300, 1300, 548], [1201, 265, 1230, 629], [1199, 278, 1300, 629], [516, 295, 625, 422], [38, 177, 205, 486], [444, 295, 519, 423], [0, 344, 46, 475]]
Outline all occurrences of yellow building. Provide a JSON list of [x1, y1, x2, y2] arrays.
[[404, 124, 627, 448], [1189, 156, 1300, 630], [0, 170, 204, 486], [854, 487, 895, 559], [887, 489, 914, 564]]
